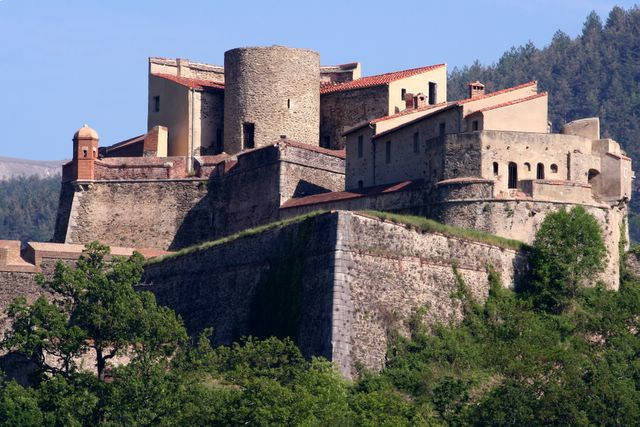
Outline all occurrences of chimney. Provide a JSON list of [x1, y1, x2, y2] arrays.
[[468, 81, 485, 98], [414, 93, 427, 109]]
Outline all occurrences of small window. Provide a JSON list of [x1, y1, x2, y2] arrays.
[[524, 162, 531, 171], [287, 98, 291, 109], [537, 163, 545, 179], [215, 128, 223, 154], [357, 135, 363, 158], [358, 180, 364, 190], [472, 120, 479, 131], [82, 148, 88, 158], [322, 135, 330, 148], [385, 141, 391, 164], [154, 96, 160, 112], [428, 82, 437, 105], [413, 132, 419, 153], [550, 164, 558, 173], [508, 162, 518, 189], [243, 122, 255, 149], [439, 122, 446, 136], [401, 88, 406, 101], [493, 162, 499, 176]]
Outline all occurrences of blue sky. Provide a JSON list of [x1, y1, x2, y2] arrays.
[[0, 0, 637, 160]]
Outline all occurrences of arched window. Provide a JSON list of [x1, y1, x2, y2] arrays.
[[550, 164, 558, 173], [508, 162, 518, 189], [537, 163, 545, 179], [524, 162, 531, 172], [493, 162, 499, 176]]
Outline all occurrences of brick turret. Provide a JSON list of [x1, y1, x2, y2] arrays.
[[72, 124, 99, 181]]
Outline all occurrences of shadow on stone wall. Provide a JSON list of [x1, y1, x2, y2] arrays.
[[169, 181, 216, 251]]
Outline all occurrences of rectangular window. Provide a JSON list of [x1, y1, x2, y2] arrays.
[[428, 82, 437, 105], [385, 141, 391, 164], [413, 132, 419, 153], [439, 122, 446, 136], [215, 128, 223, 154], [243, 122, 255, 149], [153, 96, 160, 112], [472, 120, 479, 131], [401, 88, 406, 101], [357, 135, 363, 158]]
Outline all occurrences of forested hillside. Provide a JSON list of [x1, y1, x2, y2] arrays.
[[447, 6, 640, 238], [0, 176, 60, 243]]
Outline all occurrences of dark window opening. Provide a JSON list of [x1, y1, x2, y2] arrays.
[[154, 96, 160, 112], [357, 135, 363, 158], [439, 122, 446, 136], [401, 88, 406, 101], [472, 120, 479, 131], [428, 82, 437, 105], [385, 141, 391, 164], [550, 163, 558, 173], [493, 162, 499, 176], [243, 122, 255, 149], [322, 135, 330, 148], [537, 163, 545, 179], [413, 132, 419, 153], [82, 148, 88, 158], [358, 180, 364, 190], [215, 128, 223, 154], [287, 99, 291, 109], [508, 162, 518, 189], [524, 162, 531, 171]]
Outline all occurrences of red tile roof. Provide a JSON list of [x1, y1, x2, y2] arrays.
[[468, 92, 547, 114], [371, 101, 452, 124], [457, 81, 536, 105], [280, 180, 422, 209], [320, 64, 445, 94], [152, 73, 224, 91]]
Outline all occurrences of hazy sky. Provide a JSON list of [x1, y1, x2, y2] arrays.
[[0, 0, 637, 160]]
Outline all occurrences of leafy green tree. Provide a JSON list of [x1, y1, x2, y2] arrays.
[[1, 241, 187, 381], [525, 206, 606, 312]]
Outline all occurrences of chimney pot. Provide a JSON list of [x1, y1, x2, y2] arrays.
[[468, 81, 485, 99]]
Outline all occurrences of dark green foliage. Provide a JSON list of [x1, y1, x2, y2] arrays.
[[524, 206, 607, 312], [0, 176, 60, 243]]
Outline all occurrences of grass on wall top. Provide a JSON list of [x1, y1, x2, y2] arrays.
[[358, 210, 526, 251], [147, 209, 526, 265]]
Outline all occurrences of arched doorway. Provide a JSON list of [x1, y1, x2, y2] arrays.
[[508, 162, 518, 189]]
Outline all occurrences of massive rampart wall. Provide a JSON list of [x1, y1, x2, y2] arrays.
[[141, 211, 524, 377]]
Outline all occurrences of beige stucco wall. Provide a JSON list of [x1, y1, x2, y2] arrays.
[[193, 90, 224, 155], [472, 95, 548, 134], [387, 67, 447, 114], [147, 75, 189, 157], [374, 103, 452, 135]]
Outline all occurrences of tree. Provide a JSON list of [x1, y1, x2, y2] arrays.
[[1, 242, 187, 381], [526, 206, 607, 312]]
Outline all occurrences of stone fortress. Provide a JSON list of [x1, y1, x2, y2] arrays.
[[0, 45, 634, 377]]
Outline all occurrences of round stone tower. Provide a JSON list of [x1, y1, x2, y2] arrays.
[[223, 46, 320, 154]]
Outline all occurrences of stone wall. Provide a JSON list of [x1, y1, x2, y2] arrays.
[[57, 180, 212, 250], [141, 211, 524, 378], [320, 85, 389, 150]]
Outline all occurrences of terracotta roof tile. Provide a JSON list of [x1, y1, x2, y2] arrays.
[[280, 179, 422, 209], [152, 73, 224, 91], [320, 64, 445, 94], [468, 92, 547, 114], [456, 81, 536, 105], [370, 101, 453, 124]]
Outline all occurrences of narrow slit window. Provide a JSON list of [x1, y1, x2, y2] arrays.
[[357, 135, 363, 158], [154, 96, 160, 112], [401, 88, 406, 101], [413, 132, 419, 153], [287, 99, 291, 109], [243, 122, 255, 149], [537, 163, 545, 179], [493, 162, 499, 176], [508, 162, 518, 189]]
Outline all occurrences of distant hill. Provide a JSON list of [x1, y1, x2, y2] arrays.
[[0, 156, 66, 180]]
